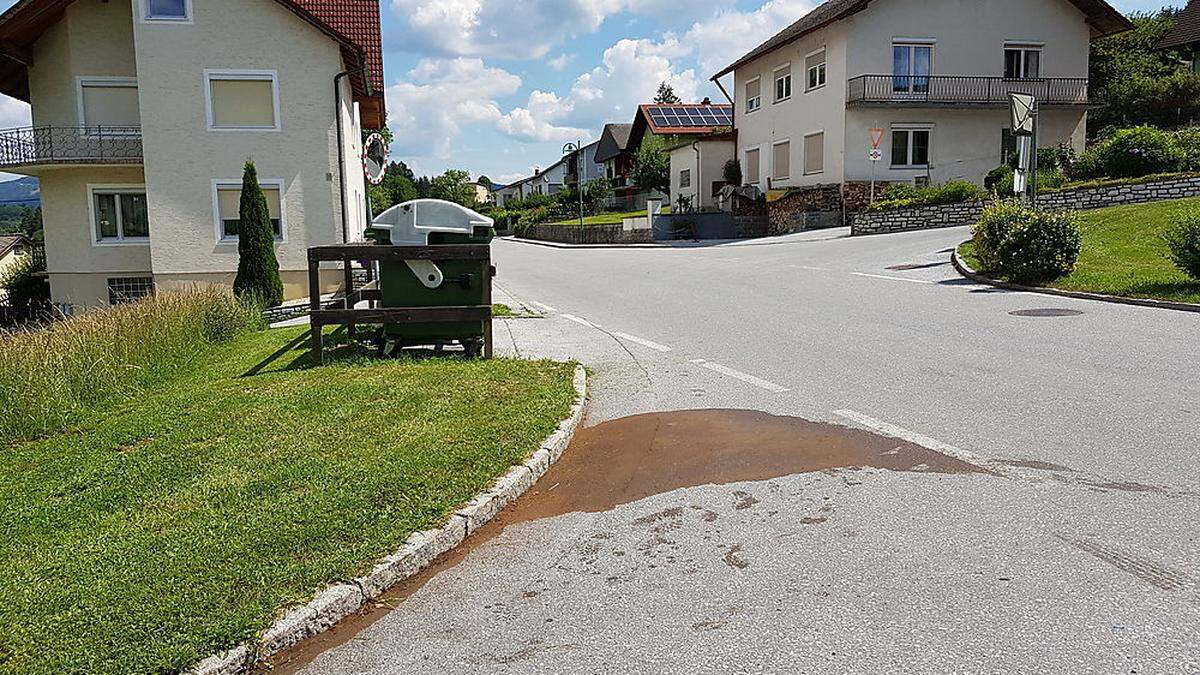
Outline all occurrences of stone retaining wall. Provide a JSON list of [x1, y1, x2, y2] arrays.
[[516, 222, 654, 245], [851, 175, 1200, 236]]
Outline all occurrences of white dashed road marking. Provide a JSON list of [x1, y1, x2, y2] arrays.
[[692, 359, 791, 394], [851, 272, 934, 284], [560, 313, 599, 328], [612, 332, 672, 352], [528, 301, 557, 313], [832, 409, 1003, 473]]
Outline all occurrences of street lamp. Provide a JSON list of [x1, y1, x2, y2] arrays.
[[563, 141, 585, 228]]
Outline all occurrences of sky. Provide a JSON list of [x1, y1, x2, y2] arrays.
[[0, 0, 1184, 185]]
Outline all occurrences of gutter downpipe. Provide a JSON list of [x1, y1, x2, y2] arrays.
[[712, 74, 735, 193], [693, 140, 701, 210], [334, 66, 368, 244]]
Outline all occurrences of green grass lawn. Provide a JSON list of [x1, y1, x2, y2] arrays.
[[958, 197, 1200, 305], [548, 205, 671, 226], [0, 327, 576, 674]]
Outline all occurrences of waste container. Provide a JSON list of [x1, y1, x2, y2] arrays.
[[367, 199, 495, 356]]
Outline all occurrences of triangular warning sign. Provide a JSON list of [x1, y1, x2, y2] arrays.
[[1010, 93, 1036, 136]]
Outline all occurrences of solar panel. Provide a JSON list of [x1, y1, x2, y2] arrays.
[[645, 104, 732, 129]]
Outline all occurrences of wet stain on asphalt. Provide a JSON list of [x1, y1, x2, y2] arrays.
[[266, 409, 985, 673]]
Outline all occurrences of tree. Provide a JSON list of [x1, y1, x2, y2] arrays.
[[722, 159, 742, 186], [429, 169, 476, 206], [232, 160, 283, 307], [631, 134, 670, 194], [476, 175, 493, 190], [369, 162, 419, 214], [415, 175, 432, 198], [654, 81, 681, 104]]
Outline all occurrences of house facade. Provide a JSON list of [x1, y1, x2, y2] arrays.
[[0, 0, 384, 309], [714, 0, 1131, 192], [668, 132, 736, 211], [494, 159, 569, 207]]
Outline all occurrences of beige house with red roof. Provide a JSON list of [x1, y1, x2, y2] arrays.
[[0, 0, 384, 308]]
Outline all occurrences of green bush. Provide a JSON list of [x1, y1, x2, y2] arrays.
[[869, 180, 986, 211], [1173, 126, 1200, 172], [232, 160, 284, 307], [723, 159, 742, 186], [971, 200, 1081, 283], [1163, 208, 1200, 280], [1095, 126, 1183, 178], [985, 165, 1013, 193]]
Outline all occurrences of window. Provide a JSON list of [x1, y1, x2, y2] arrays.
[[772, 140, 790, 180], [745, 148, 761, 185], [893, 43, 932, 93], [679, 168, 691, 188], [1004, 47, 1040, 79], [214, 181, 283, 241], [143, 0, 190, 21], [803, 133, 823, 175], [205, 71, 279, 131], [1000, 128, 1018, 164], [90, 187, 149, 243], [108, 277, 155, 304], [745, 78, 761, 113], [806, 49, 826, 91], [78, 79, 140, 128], [774, 65, 792, 102], [891, 127, 931, 167]]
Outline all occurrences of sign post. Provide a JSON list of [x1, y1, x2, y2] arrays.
[[868, 127, 884, 203], [1009, 93, 1037, 202]]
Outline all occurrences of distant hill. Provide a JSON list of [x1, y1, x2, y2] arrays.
[[0, 177, 39, 206]]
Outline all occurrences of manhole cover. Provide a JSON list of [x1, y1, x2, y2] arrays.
[[1009, 308, 1084, 317]]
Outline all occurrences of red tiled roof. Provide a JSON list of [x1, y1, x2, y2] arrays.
[[289, 0, 383, 93]]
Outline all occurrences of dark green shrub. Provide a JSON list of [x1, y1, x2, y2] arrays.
[[985, 165, 1013, 193], [972, 200, 1081, 283], [232, 160, 283, 307], [1097, 126, 1183, 178], [1173, 127, 1200, 172], [880, 183, 919, 201], [869, 180, 986, 211], [722, 159, 742, 186], [1068, 144, 1106, 180], [1163, 209, 1200, 279]]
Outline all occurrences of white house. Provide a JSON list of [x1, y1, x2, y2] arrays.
[[712, 0, 1131, 191], [668, 132, 737, 211], [0, 0, 385, 309]]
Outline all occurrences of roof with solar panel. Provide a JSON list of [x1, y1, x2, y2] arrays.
[[638, 103, 734, 135]]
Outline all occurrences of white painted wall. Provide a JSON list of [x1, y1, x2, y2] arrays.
[[669, 139, 735, 210]]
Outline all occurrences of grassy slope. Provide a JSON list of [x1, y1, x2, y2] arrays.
[[0, 327, 576, 674], [548, 206, 671, 226], [958, 197, 1200, 304]]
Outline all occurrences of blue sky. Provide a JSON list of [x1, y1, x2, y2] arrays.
[[0, 0, 1183, 185]]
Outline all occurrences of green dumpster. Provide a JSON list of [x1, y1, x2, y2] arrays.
[[367, 199, 495, 356]]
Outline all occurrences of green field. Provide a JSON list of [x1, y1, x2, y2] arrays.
[[0, 326, 576, 673], [959, 197, 1200, 305]]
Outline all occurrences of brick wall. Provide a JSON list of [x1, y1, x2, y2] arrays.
[[850, 175, 1200, 236]]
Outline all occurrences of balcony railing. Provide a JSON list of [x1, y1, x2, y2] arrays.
[[0, 125, 142, 168], [846, 75, 1090, 107]]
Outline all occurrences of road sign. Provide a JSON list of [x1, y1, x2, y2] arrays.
[[868, 148, 883, 162], [869, 127, 884, 149], [1009, 93, 1036, 136]]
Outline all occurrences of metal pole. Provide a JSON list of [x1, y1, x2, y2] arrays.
[[1029, 103, 1039, 203], [578, 141, 584, 228]]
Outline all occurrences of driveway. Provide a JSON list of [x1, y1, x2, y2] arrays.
[[284, 226, 1200, 673]]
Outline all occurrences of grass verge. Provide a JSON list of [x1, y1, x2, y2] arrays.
[[0, 325, 576, 674], [548, 206, 671, 226], [957, 196, 1200, 304]]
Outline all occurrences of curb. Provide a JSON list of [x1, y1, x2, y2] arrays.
[[186, 365, 588, 675], [951, 246, 1200, 315]]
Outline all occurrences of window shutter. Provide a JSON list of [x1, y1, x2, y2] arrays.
[[745, 148, 760, 184], [81, 84, 140, 127], [772, 142, 790, 179], [804, 133, 823, 174], [210, 79, 276, 128]]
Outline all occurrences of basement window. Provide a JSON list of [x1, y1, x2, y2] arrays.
[[144, 0, 191, 22], [108, 277, 155, 304]]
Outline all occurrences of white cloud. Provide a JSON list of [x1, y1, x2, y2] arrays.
[[547, 53, 574, 71], [385, 58, 521, 160], [680, 0, 815, 77], [496, 36, 700, 143]]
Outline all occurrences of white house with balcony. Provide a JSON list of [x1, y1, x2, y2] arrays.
[[0, 0, 384, 309], [712, 0, 1132, 192]]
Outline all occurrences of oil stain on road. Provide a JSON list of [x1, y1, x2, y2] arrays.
[[267, 409, 985, 672]]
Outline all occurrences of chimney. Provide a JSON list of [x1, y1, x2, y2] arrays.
[[701, 97, 711, 105]]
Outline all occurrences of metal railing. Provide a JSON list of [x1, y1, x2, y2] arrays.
[[846, 75, 1089, 106], [0, 125, 142, 168]]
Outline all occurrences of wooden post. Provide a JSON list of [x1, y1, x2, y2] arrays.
[[308, 259, 323, 364], [343, 259, 356, 339]]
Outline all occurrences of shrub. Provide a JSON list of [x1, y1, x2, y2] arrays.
[[985, 165, 1013, 193], [971, 200, 1081, 283], [869, 180, 986, 211], [0, 287, 261, 442], [232, 160, 284, 307], [1173, 126, 1200, 172], [723, 159, 742, 186], [1096, 126, 1184, 178], [1163, 208, 1200, 280]]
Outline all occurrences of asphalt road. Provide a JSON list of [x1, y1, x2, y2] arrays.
[[294, 226, 1200, 674]]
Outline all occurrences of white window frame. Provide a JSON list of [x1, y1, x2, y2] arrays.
[[890, 124, 933, 169], [1003, 42, 1043, 80], [773, 63, 792, 103], [744, 145, 762, 186], [75, 77, 140, 134], [771, 138, 791, 181], [892, 41, 935, 94], [212, 178, 287, 244], [805, 47, 827, 92], [88, 184, 149, 247], [802, 131, 824, 176], [745, 76, 762, 113], [139, 0, 193, 24], [203, 70, 281, 132]]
